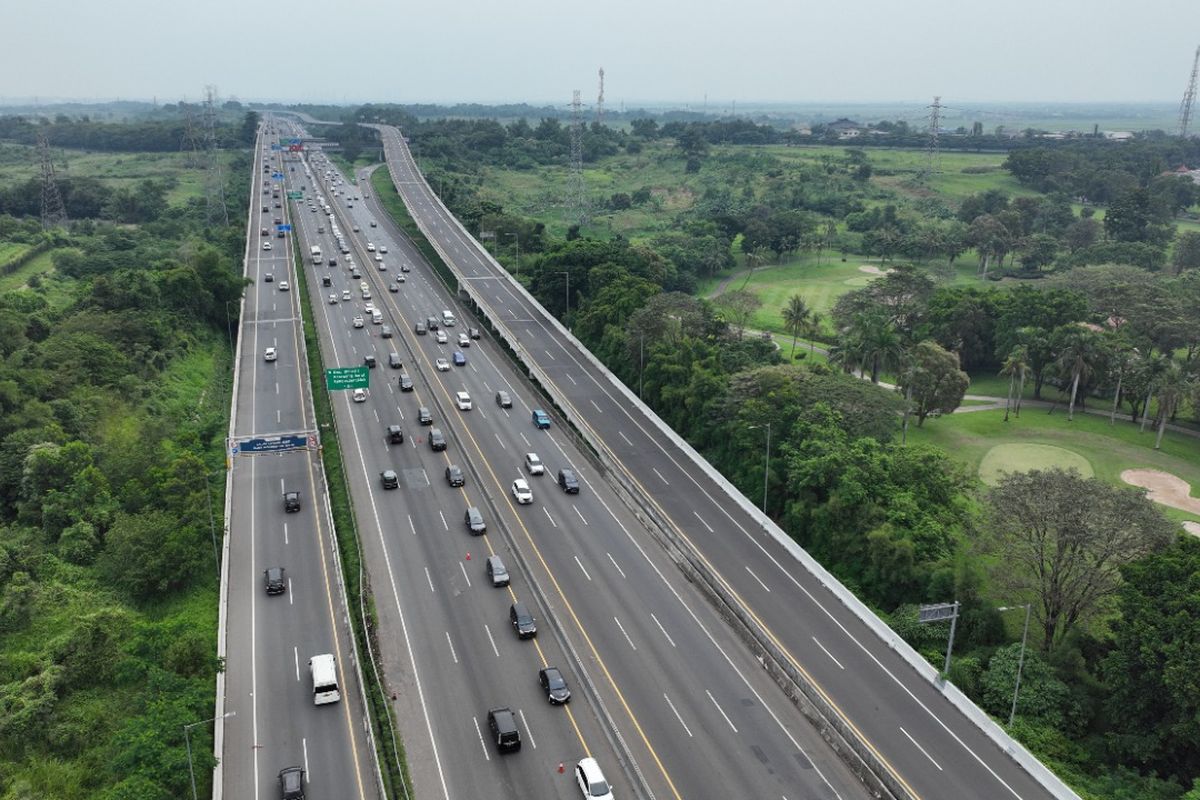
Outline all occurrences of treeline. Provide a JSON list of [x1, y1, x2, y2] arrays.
[[0, 135, 249, 795], [0, 111, 256, 152], [1005, 138, 1200, 198]]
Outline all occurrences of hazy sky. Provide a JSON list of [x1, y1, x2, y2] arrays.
[[3, 0, 1196, 107]]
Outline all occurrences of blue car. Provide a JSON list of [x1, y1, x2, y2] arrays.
[[532, 409, 551, 429], [452, 350, 466, 366]]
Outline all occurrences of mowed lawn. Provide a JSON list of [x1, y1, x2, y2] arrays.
[[906, 404, 1200, 525]]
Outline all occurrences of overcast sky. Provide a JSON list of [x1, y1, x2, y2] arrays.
[[2, 0, 1196, 107]]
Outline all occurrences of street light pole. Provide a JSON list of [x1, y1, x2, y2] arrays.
[[506, 233, 519, 276], [998, 604, 1032, 727], [224, 300, 239, 355], [201, 470, 221, 577], [184, 711, 235, 800]]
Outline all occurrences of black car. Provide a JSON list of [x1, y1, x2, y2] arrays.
[[328, 257, 337, 266], [387, 424, 404, 444], [414, 322, 427, 335], [426, 316, 439, 331], [380, 469, 399, 489], [351, 268, 361, 279], [278, 766, 305, 799], [445, 465, 465, 487], [510, 602, 537, 639], [388, 352, 402, 369], [264, 273, 274, 282], [389, 283, 399, 293], [538, 666, 571, 704], [417, 407, 433, 425], [264, 566, 286, 596], [486, 707, 521, 753], [465, 505, 485, 534], [429, 428, 447, 451], [284, 491, 301, 512], [557, 468, 580, 494], [364, 354, 376, 369], [469, 327, 481, 339], [398, 373, 413, 391]]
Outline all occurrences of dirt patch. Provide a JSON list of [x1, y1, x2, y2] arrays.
[[1184, 521, 1200, 538], [858, 265, 893, 276], [1121, 469, 1200, 518]]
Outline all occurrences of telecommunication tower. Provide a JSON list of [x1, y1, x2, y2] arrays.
[[925, 95, 943, 176], [568, 89, 587, 224], [37, 131, 68, 230], [596, 68, 605, 125], [202, 86, 229, 226], [1179, 45, 1200, 138]]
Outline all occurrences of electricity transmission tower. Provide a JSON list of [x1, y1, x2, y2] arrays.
[[181, 103, 205, 169], [596, 67, 605, 125], [567, 89, 588, 225], [1179, 45, 1200, 138], [37, 131, 68, 230], [202, 86, 229, 226], [923, 95, 943, 177]]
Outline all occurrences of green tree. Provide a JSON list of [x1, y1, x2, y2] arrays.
[[983, 469, 1176, 651], [898, 340, 969, 426], [999, 345, 1030, 422], [781, 294, 811, 358], [981, 644, 1081, 731], [1050, 325, 1107, 421], [99, 511, 202, 600], [716, 289, 761, 339], [1104, 188, 1152, 243], [1173, 231, 1200, 273]]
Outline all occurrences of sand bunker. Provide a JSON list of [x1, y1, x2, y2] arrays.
[[858, 265, 893, 276], [1121, 469, 1200, 520]]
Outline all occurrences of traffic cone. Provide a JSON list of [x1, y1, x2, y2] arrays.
[[557, 762, 564, 774], [465, 552, 471, 560]]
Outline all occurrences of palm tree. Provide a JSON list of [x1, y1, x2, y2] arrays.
[[1153, 363, 1192, 450], [1052, 327, 1105, 422], [781, 295, 812, 358], [828, 326, 865, 376], [1108, 347, 1139, 426], [857, 314, 906, 384], [806, 311, 824, 353], [999, 345, 1030, 422], [1136, 354, 1170, 432]]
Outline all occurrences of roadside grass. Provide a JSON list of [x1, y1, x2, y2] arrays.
[[0, 241, 28, 264], [0, 148, 228, 205], [905, 403, 1200, 525], [0, 248, 76, 307]]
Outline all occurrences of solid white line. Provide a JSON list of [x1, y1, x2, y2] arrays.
[[813, 637, 845, 670], [572, 504, 589, 526], [288, 579, 293, 604], [693, 511, 714, 533], [614, 616, 636, 650], [484, 624, 500, 657], [706, 690, 739, 733], [445, 632, 458, 664], [664, 694, 693, 737], [518, 709, 537, 749], [302, 737, 309, 776], [293, 647, 299, 682], [459, 561, 471, 588], [650, 613, 676, 648], [606, 552, 626, 579], [283, 522, 289, 545], [901, 726, 943, 771], [745, 566, 771, 592], [425, 567, 435, 593], [574, 556, 592, 581], [472, 717, 490, 761]]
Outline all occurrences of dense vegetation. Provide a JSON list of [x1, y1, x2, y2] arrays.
[[0, 116, 249, 798], [356, 109, 1200, 799]]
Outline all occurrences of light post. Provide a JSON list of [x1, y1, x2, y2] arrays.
[[506, 232, 520, 275], [748, 422, 771, 514], [998, 604, 1032, 727], [184, 711, 235, 800], [200, 469, 224, 577], [224, 300, 239, 355]]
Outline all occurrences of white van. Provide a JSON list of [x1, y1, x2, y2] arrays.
[[372, 309, 383, 324], [441, 310, 456, 327], [309, 653, 341, 705]]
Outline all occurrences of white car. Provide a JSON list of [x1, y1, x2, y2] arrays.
[[328, 294, 338, 304], [374, 254, 383, 262], [263, 347, 277, 362], [436, 330, 448, 344], [352, 388, 366, 403], [361, 290, 371, 300], [457, 333, 470, 347], [574, 758, 614, 800], [366, 243, 376, 252], [397, 274, 406, 283], [379, 245, 388, 253], [278, 281, 289, 291], [435, 358, 450, 372], [511, 478, 533, 505], [455, 391, 472, 411], [353, 316, 364, 328], [524, 453, 544, 476], [342, 289, 351, 300], [377, 262, 387, 271], [262, 241, 272, 250]]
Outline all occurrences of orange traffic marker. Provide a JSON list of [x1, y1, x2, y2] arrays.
[[557, 762, 565, 774], [465, 552, 471, 560]]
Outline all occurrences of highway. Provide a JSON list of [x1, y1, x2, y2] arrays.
[[274, 134, 869, 800], [363, 122, 1078, 800], [216, 119, 378, 800]]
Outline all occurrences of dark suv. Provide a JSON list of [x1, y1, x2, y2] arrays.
[[278, 766, 305, 799], [380, 469, 399, 489], [465, 505, 485, 534], [445, 465, 465, 487], [264, 566, 286, 595], [398, 373, 413, 391], [486, 707, 521, 753], [283, 491, 301, 512], [557, 468, 580, 494], [387, 424, 404, 444], [509, 602, 537, 639], [417, 407, 433, 425], [429, 428, 447, 451], [538, 666, 571, 704]]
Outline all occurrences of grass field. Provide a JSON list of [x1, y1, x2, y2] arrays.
[[0, 248, 76, 309], [907, 405, 1200, 525]]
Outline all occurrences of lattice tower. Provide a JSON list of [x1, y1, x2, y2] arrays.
[[202, 85, 229, 226], [1179, 46, 1200, 138], [568, 89, 588, 224], [37, 131, 68, 230]]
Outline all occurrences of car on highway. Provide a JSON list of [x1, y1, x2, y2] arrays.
[[532, 409, 551, 429], [352, 388, 366, 403], [486, 555, 509, 587], [415, 321, 427, 335], [279, 281, 289, 291], [444, 464, 464, 487], [380, 469, 399, 489], [435, 329, 448, 344], [574, 758, 613, 800], [263, 347, 277, 362], [370, 220, 377, 227], [398, 373, 414, 391], [486, 707, 521, 754], [496, 391, 512, 408], [469, 327, 481, 339], [361, 289, 371, 300], [539, 666, 571, 704], [374, 254, 384, 263], [524, 453, 544, 475], [351, 267, 361, 278], [453, 350, 467, 367], [465, 505, 486, 534], [401, 263, 411, 273], [278, 766, 306, 800], [327, 257, 337, 266], [428, 428, 446, 451], [389, 283, 399, 293], [341, 289, 351, 300], [328, 293, 338, 304], [353, 316, 364, 328], [379, 245, 388, 253], [386, 424, 403, 444], [511, 478, 533, 505], [264, 566, 287, 596], [417, 407, 433, 425], [381, 325, 393, 339], [558, 468, 580, 494], [283, 491, 301, 513], [435, 358, 450, 372], [388, 352, 402, 369], [366, 243, 375, 252], [262, 241, 272, 250], [352, 224, 360, 232], [364, 354, 376, 369], [509, 601, 537, 638], [260, 227, 269, 236], [264, 273, 273, 282], [457, 332, 470, 347], [455, 391, 472, 411]]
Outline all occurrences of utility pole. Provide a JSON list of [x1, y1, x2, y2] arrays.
[[924, 95, 943, 178], [596, 67, 605, 126], [37, 130, 68, 230], [567, 90, 587, 225], [1179, 45, 1200, 138]]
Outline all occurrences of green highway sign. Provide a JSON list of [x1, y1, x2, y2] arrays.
[[325, 366, 369, 390], [287, 191, 304, 200]]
